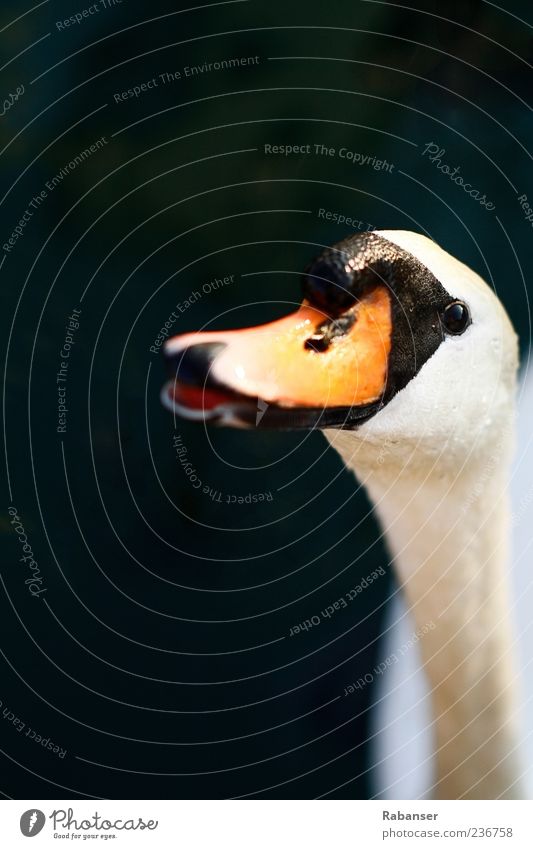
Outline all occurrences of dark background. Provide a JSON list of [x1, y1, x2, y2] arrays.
[[1, 0, 531, 799]]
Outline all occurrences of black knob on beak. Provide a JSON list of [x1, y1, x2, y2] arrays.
[[302, 257, 356, 316]]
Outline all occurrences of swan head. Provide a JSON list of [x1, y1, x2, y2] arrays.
[[162, 230, 518, 467]]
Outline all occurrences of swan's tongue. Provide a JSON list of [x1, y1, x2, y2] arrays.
[[162, 286, 392, 429]]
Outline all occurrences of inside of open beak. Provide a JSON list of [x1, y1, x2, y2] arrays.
[[162, 285, 392, 428]]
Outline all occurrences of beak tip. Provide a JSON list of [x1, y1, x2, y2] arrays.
[[163, 340, 227, 381]]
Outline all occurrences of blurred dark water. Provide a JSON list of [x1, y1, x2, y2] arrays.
[[1, 0, 532, 798]]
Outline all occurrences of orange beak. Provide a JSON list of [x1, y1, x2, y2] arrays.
[[162, 285, 392, 429]]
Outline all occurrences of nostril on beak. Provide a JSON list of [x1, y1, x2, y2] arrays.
[[164, 341, 227, 387]]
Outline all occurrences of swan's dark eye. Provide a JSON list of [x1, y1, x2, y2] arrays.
[[442, 300, 471, 335], [302, 259, 355, 315]]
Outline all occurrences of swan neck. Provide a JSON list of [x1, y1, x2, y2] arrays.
[[331, 433, 524, 799]]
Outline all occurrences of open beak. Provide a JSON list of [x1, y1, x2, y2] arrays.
[[162, 286, 392, 429]]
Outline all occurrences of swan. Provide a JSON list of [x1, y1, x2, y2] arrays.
[[161, 229, 525, 800]]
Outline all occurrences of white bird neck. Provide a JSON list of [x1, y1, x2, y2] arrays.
[[327, 429, 525, 799]]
